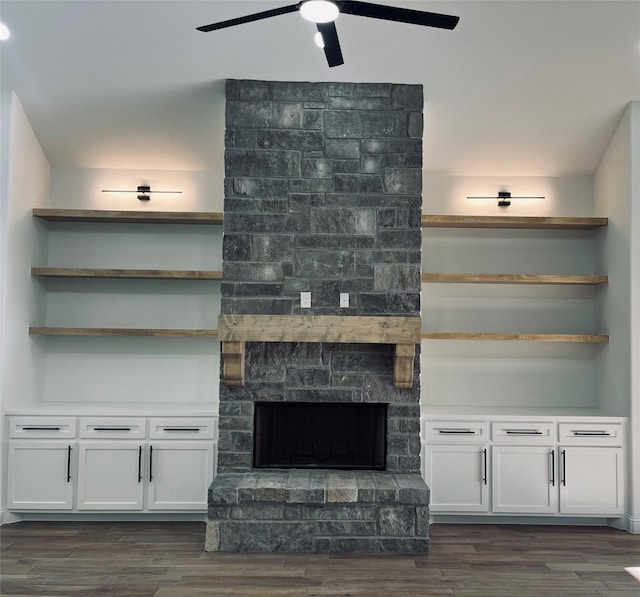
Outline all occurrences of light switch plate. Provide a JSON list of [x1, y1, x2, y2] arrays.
[[300, 292, 311, 308], [340, 293, 349, 308]]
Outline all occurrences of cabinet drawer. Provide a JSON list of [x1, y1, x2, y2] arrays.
[[492, 422, 555, 444], [149, 418, 217, 440], [424, 420, 488, 443], [9, 417, 76, 439], [559, 423, 623, 446], [79, 418, 146, 439]]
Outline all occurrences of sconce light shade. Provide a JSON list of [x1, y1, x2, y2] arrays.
[[497, 191, 511, 207], [137, 185, 151, 201]]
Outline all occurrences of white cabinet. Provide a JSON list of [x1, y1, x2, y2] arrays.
[[491, 421, 557, 514], [423, 415, 625, 519], [77, 442, 145, 510], [147, 441, 215, 510], [7, 417, 76, 510], [422, 420, 489, 512], [559, 446, 624, 516], [7, 415, 217, 514], [7, 441, 75, 510], [558, 422, 625, 516], [424, 444, 489, 512], [492, 446, 557, 514]]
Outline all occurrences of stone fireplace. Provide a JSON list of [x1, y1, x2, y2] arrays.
[[205, 80, 429, 553]]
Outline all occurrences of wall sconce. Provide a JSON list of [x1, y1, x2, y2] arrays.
[[102, 185, 182, 201], [467, 191, 545, 208]]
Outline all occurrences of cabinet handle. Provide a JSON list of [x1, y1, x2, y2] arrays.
[[93, 426, 132, 432], [438, 429, 475, 435], [482, 448, 487, 485], [561, 449, 566, 486], [550, 449, 555, 486], [572, 431, 611, 437], [138, 446, 143, 483], [505, 430, 543, 435], [162, 427, 200, 433], [149, 446, 153, 483], [23, 426, 62, 431], [66, 446, 72, 482]]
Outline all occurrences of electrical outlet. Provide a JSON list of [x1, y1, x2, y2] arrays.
[[340, 293, 349, 308], [300, 292, 311, 309]]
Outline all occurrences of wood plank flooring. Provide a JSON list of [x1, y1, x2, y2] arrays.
[[1, 522, 639, 596]]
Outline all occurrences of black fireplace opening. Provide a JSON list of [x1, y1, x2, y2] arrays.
[[253, 402, 387, 470]]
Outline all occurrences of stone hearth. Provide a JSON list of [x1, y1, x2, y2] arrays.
[[205, 471, 429, 553]]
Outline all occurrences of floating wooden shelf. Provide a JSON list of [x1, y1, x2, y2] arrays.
[[33, 209, 224, 225], [421, 215, 608, 230], [31, 268, 222, 280], [29, 327, 218, 338], [218, 315, 421, 389], [421, 332, 609, 343], [421, 273, 608, 285]]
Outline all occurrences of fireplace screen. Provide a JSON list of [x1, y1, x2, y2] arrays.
[[253, 402, 387, 470]]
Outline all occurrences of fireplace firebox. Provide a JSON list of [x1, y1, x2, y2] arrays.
[[253, 402, 387, 470]]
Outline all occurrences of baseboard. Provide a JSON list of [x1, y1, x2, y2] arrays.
[[626, 515, 640, 534], [9, 512, 207, 523], [429, 514, 622, 528], [0, 509, 23, 525]]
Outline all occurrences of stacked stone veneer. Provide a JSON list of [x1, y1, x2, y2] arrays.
[[207, 80, 428, 553]]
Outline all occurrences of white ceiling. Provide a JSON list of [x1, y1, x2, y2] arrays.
[[1, 0, 639, 176]]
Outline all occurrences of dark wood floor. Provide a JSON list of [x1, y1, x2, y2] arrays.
[[1, 521, 639, 596]]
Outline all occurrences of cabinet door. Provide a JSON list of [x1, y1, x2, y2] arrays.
[[77, 442, 144, 510], [146, 441, 215, 510], [492, 446, 558, 513], [559, 446, 624, 515], [7, 441, 74, 510], [424, 444, 489, 512]]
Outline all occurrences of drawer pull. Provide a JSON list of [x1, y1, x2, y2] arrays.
[[93, 426, 132, 432], [572, 431, 611, 437], [162, 427, 201, 433], [437, 429, 476, 435], [22, 426, 62, 431], [505, 430, 543, 435]]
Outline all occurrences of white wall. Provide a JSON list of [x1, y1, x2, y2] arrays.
[[594, 108, 632, 417], [2, 93, 51, 411], [421, 174, 601, 413], [50, 167, 222, 212], [1, 93, 51, 521], [40, 167, 223, 409], [423, 175, 594, 217], [631, 102, 640, 534], [593, 102, 637, 532]]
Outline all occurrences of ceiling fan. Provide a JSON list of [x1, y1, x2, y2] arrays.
[[196, 0, 459, 68]]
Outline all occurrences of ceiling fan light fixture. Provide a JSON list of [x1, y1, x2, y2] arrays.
[[300, 1, 339, 24]]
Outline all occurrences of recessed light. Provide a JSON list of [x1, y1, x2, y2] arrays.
[[0, 22, 10, 41]]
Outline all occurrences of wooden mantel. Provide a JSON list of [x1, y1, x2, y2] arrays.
[[217, 315, 422, 389]]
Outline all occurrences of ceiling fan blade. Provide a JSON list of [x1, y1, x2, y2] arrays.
[[316, 21, 344, 67], [197, 4, 299, 32], [338, 0, 459, 30]]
